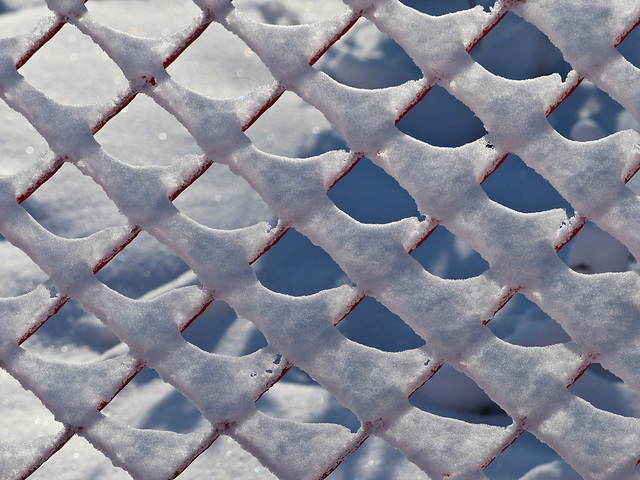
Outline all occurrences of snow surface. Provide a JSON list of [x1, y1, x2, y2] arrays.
[[0, 0, 639, 479]]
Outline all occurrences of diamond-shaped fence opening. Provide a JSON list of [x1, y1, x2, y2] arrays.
[[1, 0, 640, 479]]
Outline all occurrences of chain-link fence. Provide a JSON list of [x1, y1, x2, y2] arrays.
[[1, 0, 640, 478]]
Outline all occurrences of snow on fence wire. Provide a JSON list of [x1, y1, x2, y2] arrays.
[[1, 0, 640, 478]]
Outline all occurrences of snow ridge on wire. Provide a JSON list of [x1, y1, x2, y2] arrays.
[[0, 0, 640, 479]]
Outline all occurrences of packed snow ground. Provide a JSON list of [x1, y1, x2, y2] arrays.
[[0, 0, 639, 479]]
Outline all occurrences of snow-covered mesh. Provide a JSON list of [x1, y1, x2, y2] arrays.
[[1, 0, 640, 479]]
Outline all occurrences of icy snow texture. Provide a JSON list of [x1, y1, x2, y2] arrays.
[[0, 0, 640, 479]]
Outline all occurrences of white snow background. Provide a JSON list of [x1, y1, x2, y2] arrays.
[[0, 0, 639, 478]]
